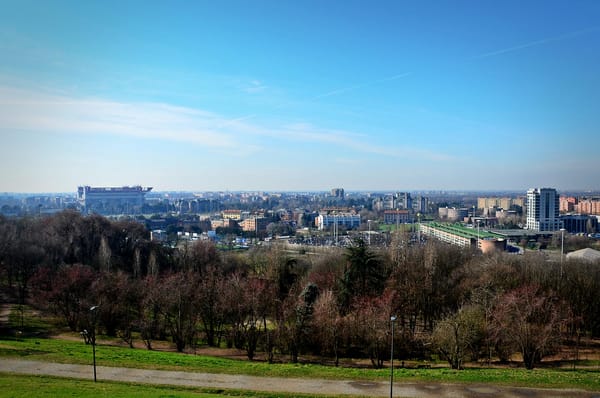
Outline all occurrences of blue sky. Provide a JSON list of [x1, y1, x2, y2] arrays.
[[1, 0, 599, 193]]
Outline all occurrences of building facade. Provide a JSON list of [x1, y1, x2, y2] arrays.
[[240, 216, 270, 234], [222, 209, 242, 220], [420, 222, 506, 253], [559, 196, 578, 213], [477, 197, 524, 211], [77, 186, 152, 215], [576, 198, 600, 215], [438, 207, 469, 221], [526, 188, 562, 232], [330, 188, 345, 199], [560, 214, 598, 234], [316, 213, 361, 230], [383, 210, 411, 224]]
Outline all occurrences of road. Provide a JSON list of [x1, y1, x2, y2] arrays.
[[0, 358, 599, 398]]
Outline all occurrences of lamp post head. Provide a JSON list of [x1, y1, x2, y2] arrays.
[[390, 315, 397, 322], [90, 306, 98, 312]]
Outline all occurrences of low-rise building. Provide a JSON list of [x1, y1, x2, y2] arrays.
[[560, 214, 598, 234], [240, 216, 270, 234], [222, 209, 242, 220], [383, 210, 411, 224], [438, 207, 469, 221], [316, 213, 361, 230], [420, 222, 506, 253]]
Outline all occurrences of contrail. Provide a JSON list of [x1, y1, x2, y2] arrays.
[[473, 26, 600, 59], [221, 72, 412, 125], [219, 25, 597, 126], [311, 72, 411, 100]]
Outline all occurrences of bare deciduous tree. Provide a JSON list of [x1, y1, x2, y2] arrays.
[[490, 285, 567, 369], [432, 305, 485, 369]]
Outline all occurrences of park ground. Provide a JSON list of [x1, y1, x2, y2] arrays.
[[1, 303, 600, 397]]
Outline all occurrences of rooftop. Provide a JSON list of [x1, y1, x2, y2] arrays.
[[424, 222, 505, 240]]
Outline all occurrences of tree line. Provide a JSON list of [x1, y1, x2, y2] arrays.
[[1, 211, 599, 370]]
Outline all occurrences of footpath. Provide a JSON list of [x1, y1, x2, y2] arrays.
[[1, 358, 599, 398]]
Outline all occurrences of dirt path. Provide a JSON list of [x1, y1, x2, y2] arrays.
[[0, 304, 10, 324], [0, 358, 598, 398], [0, 304, 12, 335]]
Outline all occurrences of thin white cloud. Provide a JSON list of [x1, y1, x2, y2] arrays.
[[473, 26, 600, 59], [243, 80, 267, 93], [219, 72, 413, 128], [277, 123, 455, 161], [0, 85, 453, 162], [0, 86, 237, 148]]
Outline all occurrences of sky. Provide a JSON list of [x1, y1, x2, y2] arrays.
[[1, 0, 599, 193]]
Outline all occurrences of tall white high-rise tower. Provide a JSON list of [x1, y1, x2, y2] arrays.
[[526, 188, 562, 232]]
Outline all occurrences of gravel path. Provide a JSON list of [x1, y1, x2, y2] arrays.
[[1, 358, 599, 398], [0, 304, 10, 324]]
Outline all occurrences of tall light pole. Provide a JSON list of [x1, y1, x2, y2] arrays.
[[560, 228, 566, 279], [90, 305, 99, 382], [390, 315, 397, 398], [417, 213, 421, 243]]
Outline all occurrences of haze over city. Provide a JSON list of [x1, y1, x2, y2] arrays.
[[1, 1, 599, 193]]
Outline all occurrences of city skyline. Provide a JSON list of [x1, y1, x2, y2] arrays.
[[1, 1, 600, 193]]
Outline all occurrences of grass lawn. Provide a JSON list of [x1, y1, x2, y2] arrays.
[[0, 336, 599, 391], [2, 305, 599, 392], [0, 373, 338, 398]]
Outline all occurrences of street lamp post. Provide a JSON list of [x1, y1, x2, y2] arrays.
[[560, 228, 566, 279], [417, 213, 421, 243], [390, 315, 397, 398], [89, 305, 99, 382]]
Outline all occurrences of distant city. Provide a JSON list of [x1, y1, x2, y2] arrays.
[[1, 185, 599, 255]]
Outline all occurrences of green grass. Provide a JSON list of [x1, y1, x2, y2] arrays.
[[377, 224, 416, 233], [0, 373, 344, 398], [7, 306, 55, 335], [0, 336, 599, 391], [2, 306, 599, 391]]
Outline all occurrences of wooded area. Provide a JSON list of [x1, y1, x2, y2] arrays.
[[1, 211, 599, 370]]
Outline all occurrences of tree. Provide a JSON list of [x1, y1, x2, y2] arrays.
[[197, 267, 227, 347], [158, 272, 199, 352], [432, 305, 485, 369], [189, 240, 221, 273], [225, 275, 275, 360], [90, 271, 140, 346], [0, 216, 17, 289], [490, 285, 567, 369], [48, 210, 84, 265], [338, 238, 386, 312], [277, 282, 319, 363], [31, 264, 96, 331], [559, 260, 600, 337], [347, 292, 394, 369], [98, 236, 112, 272], [313, 289, 345, 366], [138, 275, 165, 350], [266, 222, 295, 237]]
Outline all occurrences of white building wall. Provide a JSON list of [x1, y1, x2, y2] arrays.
[[526, 188, 563, 232], [316, 213, 361, 230]]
